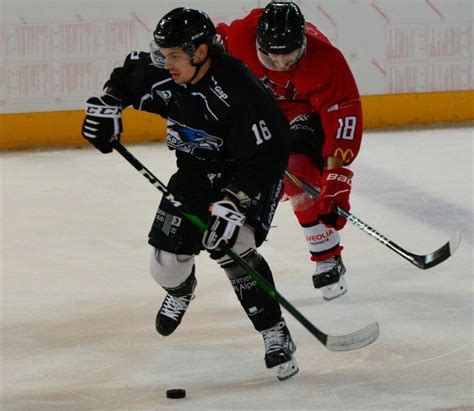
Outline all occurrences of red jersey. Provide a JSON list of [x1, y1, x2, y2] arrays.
[[217, 8, 362, 165]]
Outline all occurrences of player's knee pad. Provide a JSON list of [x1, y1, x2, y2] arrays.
[[221, 250, 261, 280], [222, 251, 274, 286], [303, 222, 343, 261], [149, 247, 195, 289], [215, 224, 257, 269], [283, 154, 321, 225], [283, 154, 321, 197], [288, 191, 319, 225]]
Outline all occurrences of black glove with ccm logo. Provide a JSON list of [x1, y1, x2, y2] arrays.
[[81, 95, 122, 153], [202, 200, 246, 259]]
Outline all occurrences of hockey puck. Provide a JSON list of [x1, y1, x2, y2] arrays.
[[166, 389, 186, 399]]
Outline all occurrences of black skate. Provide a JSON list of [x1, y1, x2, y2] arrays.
[[312, 255, 347, 301], [156, 273, 196, 336], [261, 319, 299, 381]]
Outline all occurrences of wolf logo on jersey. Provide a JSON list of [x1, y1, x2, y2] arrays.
[[166, 119, 223, 159]]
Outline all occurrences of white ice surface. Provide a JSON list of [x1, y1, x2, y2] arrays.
[[1, 127, 473, 410]]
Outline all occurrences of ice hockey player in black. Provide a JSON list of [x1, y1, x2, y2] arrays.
[[81, 7, 298, 381]]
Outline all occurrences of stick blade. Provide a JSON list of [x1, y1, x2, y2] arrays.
[[326, 322, 380, 351], [413, 231, 461, 269]]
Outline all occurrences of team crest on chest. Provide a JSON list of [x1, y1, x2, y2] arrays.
[[261, 76, 298, 101], [166, 118, 223, 158]]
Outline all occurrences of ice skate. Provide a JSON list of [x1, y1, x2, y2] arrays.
[[312, 255, 347, 301], [261, 319, 299, 381], [155, 273, 196, 336]]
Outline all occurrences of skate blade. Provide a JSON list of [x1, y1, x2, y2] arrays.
[[277, 357, 299, 381], [322, 277, 348, 301], [323, 287, 348, 301]]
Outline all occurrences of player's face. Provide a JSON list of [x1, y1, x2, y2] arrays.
[[267, 49, 301, 71], [257, 40, 306, 72], [159, 47, 195, 84]]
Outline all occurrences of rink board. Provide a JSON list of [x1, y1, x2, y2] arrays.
[[1, 90, 473, 150]]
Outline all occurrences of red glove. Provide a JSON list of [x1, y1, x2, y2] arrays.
[[317, 167, 353, 230]]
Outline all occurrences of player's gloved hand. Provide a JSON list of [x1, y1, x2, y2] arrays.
[[202, 200, 246, 259], [317, 167, 353, 230], [82, 95, 122, 153]]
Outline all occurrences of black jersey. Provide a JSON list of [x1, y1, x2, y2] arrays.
[[105, 51, 290, 197]]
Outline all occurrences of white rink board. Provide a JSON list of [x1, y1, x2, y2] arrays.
[[0, 0, 473, 114]]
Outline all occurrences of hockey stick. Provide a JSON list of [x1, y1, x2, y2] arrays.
[[284, 170, 460, 270], [112, 141, 379, 351]]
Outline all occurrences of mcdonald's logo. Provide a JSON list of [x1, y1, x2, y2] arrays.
[[334, 148, 355, 163]]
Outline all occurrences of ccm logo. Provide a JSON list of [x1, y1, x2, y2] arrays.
[[327, 173, 352, 185], [86, 105, 121, 116]]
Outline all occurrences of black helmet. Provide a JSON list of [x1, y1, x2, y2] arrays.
[[257, 2, 305, 55], [154, 7, 216, 54]]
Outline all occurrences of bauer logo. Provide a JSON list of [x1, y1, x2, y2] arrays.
[[326, 173, 352, 185]]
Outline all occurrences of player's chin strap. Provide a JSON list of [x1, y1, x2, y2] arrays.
[[111, 141, 380, 351], [188, 55, 209, 83], [284, 170, 460, 270], [188, 63, 203, 83]]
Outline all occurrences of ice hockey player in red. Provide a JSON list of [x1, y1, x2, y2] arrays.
[[217, 2, 363, 300]]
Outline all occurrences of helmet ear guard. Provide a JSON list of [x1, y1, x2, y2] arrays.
[[257, 1, 306, 55]]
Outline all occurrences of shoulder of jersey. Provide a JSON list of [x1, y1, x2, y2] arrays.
[[213, 53, 262, 97], [216, 53, 254, 80], [305, 24, 334, 48], [304, 27, 345, 65]]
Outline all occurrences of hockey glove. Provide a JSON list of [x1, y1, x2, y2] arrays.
[[317, 167, 353, 230], [82, 95, 122, 153], [202, 200, 246, 259]]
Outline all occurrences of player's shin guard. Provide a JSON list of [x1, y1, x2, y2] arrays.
[[221, 251, 282, 331], [155, 268, 197, 336]]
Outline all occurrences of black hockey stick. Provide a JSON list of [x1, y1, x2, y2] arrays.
[[112, 141, 379, 351], [284, 170, 460, 270]]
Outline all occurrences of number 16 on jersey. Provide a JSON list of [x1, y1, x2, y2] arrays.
[[252, 120, 272, 145]]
